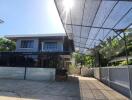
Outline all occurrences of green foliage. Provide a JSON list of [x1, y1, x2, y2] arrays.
[[99, 54, 109, 67], [128, 60, 132, 65], [99, 32, 132, 57], [72, 52, 94, 67], [99, 37, 121, 59], [84, 56, 94, 67], [119, 60, 132, 65], [0, 38, 16, 51], [125, 28, 132, 33], [97, 31, 132, 66], [119, 60, 127, 65]]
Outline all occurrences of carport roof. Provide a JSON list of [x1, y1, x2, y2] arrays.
[[54, 0, 132, 54]]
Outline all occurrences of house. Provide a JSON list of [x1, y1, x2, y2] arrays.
[[5, 33, 74, 53], [0, 34, 74, 81], [4, 33, 74, 68]]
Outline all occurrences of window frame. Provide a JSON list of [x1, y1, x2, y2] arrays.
[[42, 41, 58, 52], [20, 40, 34, 49]]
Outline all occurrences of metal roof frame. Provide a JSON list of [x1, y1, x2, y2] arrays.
[[54, 0, 132, 53]]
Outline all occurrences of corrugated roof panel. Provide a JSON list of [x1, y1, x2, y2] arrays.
[[82, 0, 101, 26], [81, 27, 90, 38], [55, 0, 132, 53], [71, 0, 85, 25], [93, 1, 118, 27], [64, 25, 72, 33], [73, 26, 81, 37], [115, 10, 132, 29], [103, 1, 132, 28]]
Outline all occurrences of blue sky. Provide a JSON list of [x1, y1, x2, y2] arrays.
[[0, 0, 65, 36]]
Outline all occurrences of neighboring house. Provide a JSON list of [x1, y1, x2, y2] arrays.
[[0, 34, 74, 81], [3, 34, 74, 69], [5, 34, 74, 53]]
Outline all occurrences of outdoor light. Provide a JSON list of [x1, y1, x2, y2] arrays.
[[63, 0, 74, 13]]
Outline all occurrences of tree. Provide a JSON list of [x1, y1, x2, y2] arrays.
[[72, 52, 94, 68], [97, 30, 132, 66], [0, 38, 16, 51]]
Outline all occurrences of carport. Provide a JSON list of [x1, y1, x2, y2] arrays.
[[54, 0, 132, 98]]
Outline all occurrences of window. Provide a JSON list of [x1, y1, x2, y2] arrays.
[[43, 42, 57, 51], [21, 40, 34, 48]]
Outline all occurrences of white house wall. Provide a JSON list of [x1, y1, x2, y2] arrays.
[[15, 37, 64, 52], [15, 38, 39, 52]]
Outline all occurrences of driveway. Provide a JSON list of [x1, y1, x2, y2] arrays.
[[0, 76, 128, 100]]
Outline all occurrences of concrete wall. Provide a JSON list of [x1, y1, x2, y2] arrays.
[[0, 67, 25, 79], [94, 68, 100, 80], [16, 38, 39, 52], [0, 67, 56, 81], [26, 68, 55, 81], [129, 65, 132, 99], [94, 66, 132, 98], [81, 67, 94, 77]]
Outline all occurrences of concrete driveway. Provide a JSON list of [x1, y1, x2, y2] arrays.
[[0, 76, 128, 100], [0, 76, 80, 100]]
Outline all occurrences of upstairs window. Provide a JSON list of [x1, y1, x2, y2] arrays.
[[44, 42, 57, 51], [21, 40, 34, 48]]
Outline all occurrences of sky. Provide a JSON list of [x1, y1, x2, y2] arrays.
[[0, 0, 65, 36]]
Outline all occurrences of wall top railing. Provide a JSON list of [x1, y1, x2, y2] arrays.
[[95, 65, 130, 69]]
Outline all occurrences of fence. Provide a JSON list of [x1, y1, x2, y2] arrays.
[[0, 52, 70, 81], [94, 65, 132, 98], [0, 52, 70, 68], [0, 67, 55, 81]]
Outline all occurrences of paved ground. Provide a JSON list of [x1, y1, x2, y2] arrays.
[[0, 76, 128, 100]]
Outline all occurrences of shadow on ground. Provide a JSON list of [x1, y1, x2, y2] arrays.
[[0, 76, 128, 100], [0, 76, 81, 100]]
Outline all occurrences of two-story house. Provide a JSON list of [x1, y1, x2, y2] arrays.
[[4, 34, 74, 69], [5, 34, 74, 52], [0, 34, 74, 81]]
